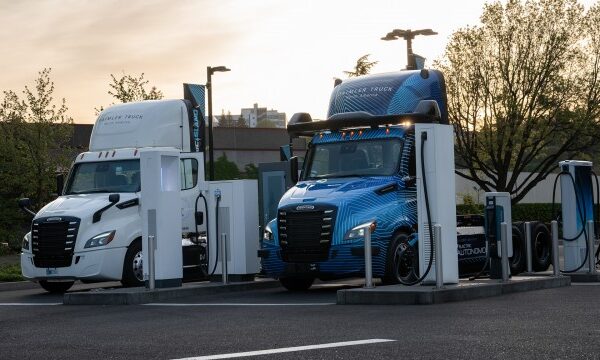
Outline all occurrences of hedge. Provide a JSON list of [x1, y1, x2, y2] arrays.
[[457, 203, 559, 224]]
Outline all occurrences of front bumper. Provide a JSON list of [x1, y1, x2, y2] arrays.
[[21, 246, 127, 281], [260, 242, 386, 279]]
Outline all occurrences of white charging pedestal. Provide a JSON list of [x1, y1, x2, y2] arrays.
[[207, 180, 259, 282], [415, 123, 459, 285], [559, 160, 594, 271], [140, 148, 182, 288]]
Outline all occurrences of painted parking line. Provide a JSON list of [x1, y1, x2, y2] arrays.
[[171, 339, 396, 360], [144, 302, 335, 306], [0, 303, 61, 306]]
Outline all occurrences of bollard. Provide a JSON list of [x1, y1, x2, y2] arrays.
[[221, 233, 228, 284], [434, 224, 443, 289], [148, 235, 156, 290], [500, 222, 509, 282], [551, 220, 560, 276], [364, 223, 374, 289], [587, 220, 596, 274], [525, 222, 532, 273]]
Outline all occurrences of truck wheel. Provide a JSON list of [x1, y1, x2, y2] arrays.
[[510, 225, 526, 275], [383, 232, 419, 285], [39, 280, 74, 293], [122, 239, 144, 287], [531, 222, 552, 271], [279, 277, 314, 291]]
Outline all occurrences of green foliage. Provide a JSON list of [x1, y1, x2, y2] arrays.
[[437, 0, 600, 204], [344, 54, 378, 77], [243, 164, 258, 179], [0, 264, 24, 282], [209, 153, 241, 180], [457, 203, 557, 223], [96, 72, 163, 113], [0, 68, 73, 249]]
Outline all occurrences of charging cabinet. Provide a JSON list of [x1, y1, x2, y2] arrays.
[[207, 180, 260, 280], [415, 123, 459, 284], [140, 148, 182, 288], [559, 160, 594, 271]]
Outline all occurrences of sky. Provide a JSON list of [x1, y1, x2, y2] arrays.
[[0, 0, 594, 123]]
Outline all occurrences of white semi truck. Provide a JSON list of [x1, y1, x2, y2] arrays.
[[19, 99, 208, 293]]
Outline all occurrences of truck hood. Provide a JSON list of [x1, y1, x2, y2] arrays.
[[289, 177, 398, 200], [36, 193, 138, 219]]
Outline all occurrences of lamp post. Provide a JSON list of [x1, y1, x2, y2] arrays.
[[381, 29, 437, 70], [206, 65, 231, 181]]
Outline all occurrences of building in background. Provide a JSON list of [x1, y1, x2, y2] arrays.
[[240, 103, 286, 128]]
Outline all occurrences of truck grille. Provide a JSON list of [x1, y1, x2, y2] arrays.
[[278, 206, 336, 263], [31, 216, 80, 268]]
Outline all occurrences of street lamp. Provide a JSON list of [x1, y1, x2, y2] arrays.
[[381, 29, 437, 70], [206, 65, 231, 181]]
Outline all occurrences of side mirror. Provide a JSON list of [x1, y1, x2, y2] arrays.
[[56, 174, 65, 196], [280, 145, 292, 161], [108, 194, 120, 203], [290, 156, 299, 184], [18, 198, 36, 217], [195, 211, 204, 225]]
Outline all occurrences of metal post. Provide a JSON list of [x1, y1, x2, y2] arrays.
[[434, 224, 443, 289], [148, 235, 155, 290], [500, 222, 509, 282], [551, 220, 560, 277], [525, 222, 532, 273], [587, 220, 596, 274], [364, 224, 374, 289], [206, 67, 214, 181], [220, 233, 228, 284]]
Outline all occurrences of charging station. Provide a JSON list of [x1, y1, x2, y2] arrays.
[[484, 192, 513, 279], [559, 160, 595, 272], [140, 148, 182, 288], [207, 180, 260, 281], [415, 123, 459, 285]]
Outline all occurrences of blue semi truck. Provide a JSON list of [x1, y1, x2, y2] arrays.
[[258, 70, 551, 290]]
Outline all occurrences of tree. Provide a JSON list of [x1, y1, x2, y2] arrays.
[[209, 153, 240, 180], [96, 72, 163, 113], [344, 54, 378, 77], [0, 68, 73, 248], [236, 115, 248, 128], [436, 0, 600, 204], [243, 163, 258, 179]]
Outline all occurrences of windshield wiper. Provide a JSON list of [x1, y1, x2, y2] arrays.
[[67, 189, 113, 194]]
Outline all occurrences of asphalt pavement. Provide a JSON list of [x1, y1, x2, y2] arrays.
[[1, 279, 600, 360]]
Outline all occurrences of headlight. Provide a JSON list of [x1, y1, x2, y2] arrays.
[[22, 232, 31, 250], [85, 230, 116, 248], [344, 221, 377, 241], [263, 226, 273, 241]]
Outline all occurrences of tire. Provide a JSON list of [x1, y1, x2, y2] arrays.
[[121, 239, 144, 287], [280, 277, 314, 291], [531, 222, 552, 272], [510, 225, 526, 275], [39, 280, 74, 293], [383, 231, 419, 285]]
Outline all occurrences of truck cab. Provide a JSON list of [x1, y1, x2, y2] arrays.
[[260, 70, 450, 290], [20, 99, 207, 293]]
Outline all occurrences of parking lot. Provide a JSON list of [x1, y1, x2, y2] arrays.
[[1, 280, 599, 359]]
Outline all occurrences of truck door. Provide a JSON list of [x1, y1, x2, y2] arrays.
[[180, 152, 206, 235]]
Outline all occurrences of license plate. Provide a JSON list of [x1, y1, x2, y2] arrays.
[[46, 268, 58, 275]]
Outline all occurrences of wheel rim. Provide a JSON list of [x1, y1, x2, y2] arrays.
[[393, 241, 416, 281], [132, 250, 144, 282]]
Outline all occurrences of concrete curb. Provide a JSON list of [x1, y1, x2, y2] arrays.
[[567, 273, 600, 283], [63, 279, 281, 305], [337, 276, 571, 305]]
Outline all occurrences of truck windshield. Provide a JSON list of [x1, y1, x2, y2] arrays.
[[65, 160, 141, 194], [304, 138, 403, 179]]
